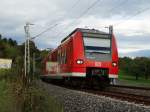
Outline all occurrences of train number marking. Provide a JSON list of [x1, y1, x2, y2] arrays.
[[95, 62, 101, 67]]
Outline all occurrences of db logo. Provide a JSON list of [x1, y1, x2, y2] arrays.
[[95, 62, 101, 67]]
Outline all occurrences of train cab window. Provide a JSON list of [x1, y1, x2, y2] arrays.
[[83, 33, 111, 61]]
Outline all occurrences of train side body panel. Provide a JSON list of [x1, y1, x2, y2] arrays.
[[42, 28, 119, 81]]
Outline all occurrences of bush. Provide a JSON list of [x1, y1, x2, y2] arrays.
[[22, 84, 63, 112]]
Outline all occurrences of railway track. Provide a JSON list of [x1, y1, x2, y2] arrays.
[[63, 84, 150, 106], [110, 85, 150, 90], [82, 89, 150, 106], [43, 80, 150, 106], [79, 85, 150, 105]]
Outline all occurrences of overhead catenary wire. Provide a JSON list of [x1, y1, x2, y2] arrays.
[[75, 0, 102, 21], [31, 24, 58, 40], [31, 0, 81, 40], [56, 0, 102, 38], [114, 6, 150, 27], [70, 0, 80, 10], [32, 0, 150, 41], [32, 0, 129, 40], [107, 0, 129, 16]]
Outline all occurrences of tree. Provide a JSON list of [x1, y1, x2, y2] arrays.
[[18, 40, 40, 57], [2, 38, 7, 43], [140, 57, 150, 80], [146, 58, 150, 80], [119, 57, 132, 73], [29, 40, 39, 56], [119, 57, 150, 80], [131, 58, 141, 80], [8, 38, 17, 46], [4, 46, 20, 59], [0, 34, 2, 40]]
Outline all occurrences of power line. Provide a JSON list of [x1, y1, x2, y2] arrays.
[[31, 24, 58, 40], [68, 0, 102, 26], [32, 0, 102, 40], [71, 0, 80, 10], [114, 6, 150, 27], [76, 0, 101, 20], [48, 0, 81, 24], [32, 0, 81, 40], [107, 0, 129, 16], [57, 0, 102, 38]]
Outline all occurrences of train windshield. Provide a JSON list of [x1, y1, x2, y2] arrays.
[[83, 33, 111, 61]]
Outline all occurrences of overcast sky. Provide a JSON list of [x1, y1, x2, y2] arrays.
[[0, 0, 150, 56]]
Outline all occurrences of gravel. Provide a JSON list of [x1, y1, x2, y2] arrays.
[[38, 81, 150, 112]]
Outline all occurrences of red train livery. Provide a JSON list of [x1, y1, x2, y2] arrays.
[[42, 26, 118, 86]]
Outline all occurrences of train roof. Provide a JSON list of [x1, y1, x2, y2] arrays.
[[76, 28, 108, 34], [61, 28, 109, 43]]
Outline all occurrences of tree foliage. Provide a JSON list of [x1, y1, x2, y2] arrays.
[[119, 57, 150, 80]]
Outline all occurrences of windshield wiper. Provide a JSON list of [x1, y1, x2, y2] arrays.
[[87, 51, 109, 54]]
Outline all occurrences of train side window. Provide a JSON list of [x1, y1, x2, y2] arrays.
[[57, 50, 60, 64], [60, 50, 62, 64], [64, 48, 67, 64], [64, 48, 66, 64], [59, 49, 62, 64], [61, 49, 63, 64], [62, 49, 64, 64], [68, 47, 70, 53], [53, 52, 57, 61], [58, 47, 67, 64]]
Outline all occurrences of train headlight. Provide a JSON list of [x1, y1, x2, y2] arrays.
[[112, 62, 117, 67], [76, 59, 83, 64]]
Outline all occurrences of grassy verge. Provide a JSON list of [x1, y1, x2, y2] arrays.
[[0, 79, 14, 112], [0, 69, 63, 112], [118, 70, 150, 87], [22, 82, 63, 112]]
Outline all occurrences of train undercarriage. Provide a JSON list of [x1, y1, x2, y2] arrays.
[[41, 68, 113, 89]]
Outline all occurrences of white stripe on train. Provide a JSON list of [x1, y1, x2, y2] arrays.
[[42, 72, 118, 78]]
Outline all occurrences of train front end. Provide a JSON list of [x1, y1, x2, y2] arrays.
[[74, 26, 118, 85]]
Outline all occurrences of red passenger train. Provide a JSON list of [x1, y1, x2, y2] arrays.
[[42, 26, 118, 87]]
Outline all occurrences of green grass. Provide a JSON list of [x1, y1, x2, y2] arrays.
[[0, 69, 20, 111], [0, 69, 14, 111], [22, 84, 63, 112], [0, 69, 10, 79], [0, 69, 63, 112], [0, 79, 14, 112], [118, 70, 150, 87]]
